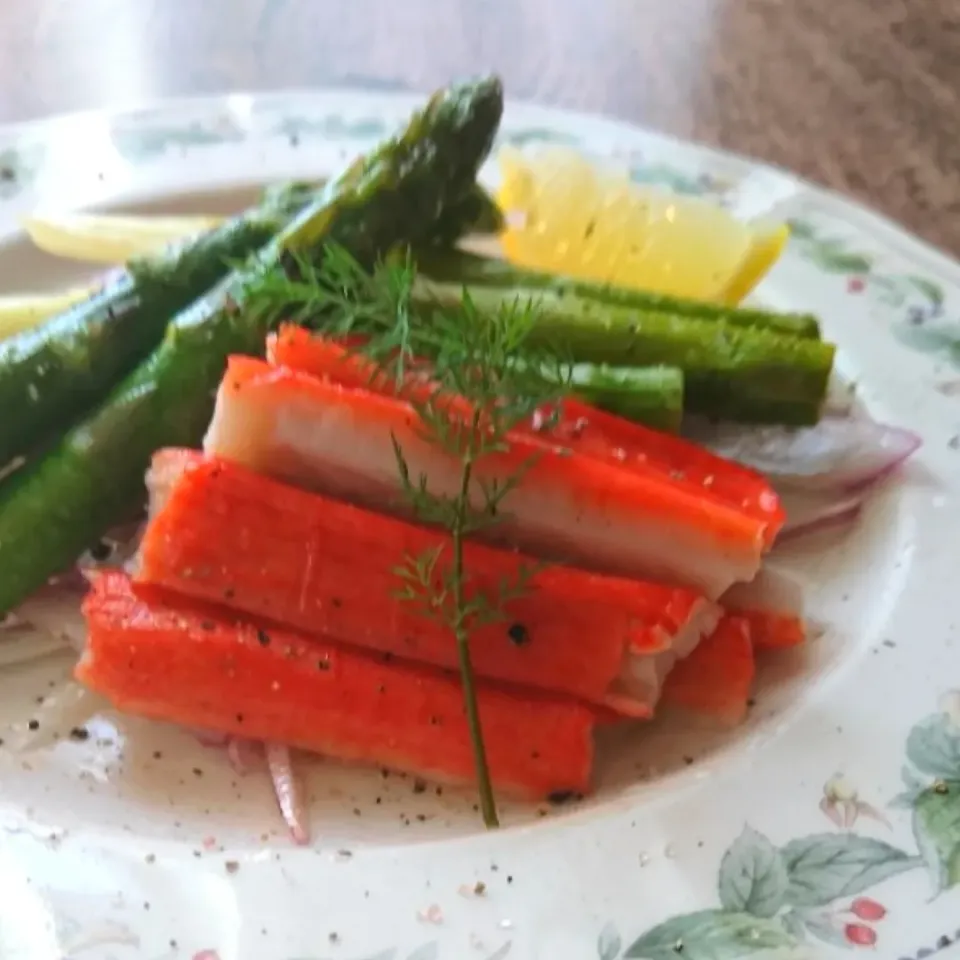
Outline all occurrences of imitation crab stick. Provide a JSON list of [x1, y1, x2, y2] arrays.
[[77, 572, 595, 800], [267, 326, 785, 545], [740, 609, 806, 650], [659, 615, 756, 724], [204, 356, 768, 597], [139, 450, 719, 716]]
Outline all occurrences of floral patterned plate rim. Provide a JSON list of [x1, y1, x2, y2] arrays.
[[0, 89, 959, 960]]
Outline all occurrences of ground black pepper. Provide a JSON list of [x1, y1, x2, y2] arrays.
[[89, 539, 112, 562], [507, 622, 530, 646], [547, 790, 583, 805]]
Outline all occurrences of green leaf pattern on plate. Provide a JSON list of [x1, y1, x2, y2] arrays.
[[272, 115, 388, 143], [612, 697, 960, 959], [780, 834, 919, 907], [786, 217, 957, 369], [718, 826, 789, 918], [598, 921, 623, 960], [623, 909, 794, 959]]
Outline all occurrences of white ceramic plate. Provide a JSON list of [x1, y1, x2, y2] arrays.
[[1, 89, 959, 960]]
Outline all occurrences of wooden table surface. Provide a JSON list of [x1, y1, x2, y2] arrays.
[[1, 0, 958, 254]]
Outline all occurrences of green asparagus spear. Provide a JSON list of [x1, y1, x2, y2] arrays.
[[0, 183, 313, 469], [569, 364, 684, 432], [416, 249, 821, 339], [430, 185, 504, 245], [414, 281, 834, 425], [0, 76, 504, 617]]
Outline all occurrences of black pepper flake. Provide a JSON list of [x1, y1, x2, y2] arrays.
[[683, 755, 694, 766], [746, 698, 756, 708], [413, 778, 427, 794], [317, 657, 330, 671], [225, 860, 240, 874], [547, 790, 583, 805], [328, 932, 340, 944], [192, 767, 204, 777], [352, 807, 361, 816], [89, 539, 113, 561], [429, 715, 441, 726], [474, 881, 486, 896], [236, 712, 245, 724], [381, 651, 394, 664], [507, 874, 513, 884], [416, 813, 426, 822], [69, 726, 90, 741], [507, 622, 530, 646], [375, 796, 382, 804], [257, 629, 271, 647], [27, 719, 39, 731], [0, 166, 16, 182], [224, 587, 235, 600], [377, 684, 386, 694], [153, 750, 163, 760], [435, 786, 443, 797]]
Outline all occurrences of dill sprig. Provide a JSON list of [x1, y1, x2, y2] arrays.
[[245, 246, 571, 827]]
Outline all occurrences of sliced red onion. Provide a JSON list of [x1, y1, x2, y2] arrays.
[[722, 564, 805, 617], [778, 490, 864, 540], [265, 742, 310, 845], [190, 728, 231, 748], [823, 373, 857, 418], [226, 737, 261, 775], [10, 577, 90, 656], [685, 416, 921, 492]]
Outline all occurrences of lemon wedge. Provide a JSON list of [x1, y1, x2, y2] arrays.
[[22, 213, 224, 264], [496, 147, 787, 304], [0, 287, 96, 340]]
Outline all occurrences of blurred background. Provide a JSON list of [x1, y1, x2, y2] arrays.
[[0, 0, 957, 252]]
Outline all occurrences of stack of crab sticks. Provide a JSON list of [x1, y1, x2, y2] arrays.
[[78, 327, 805, 806]]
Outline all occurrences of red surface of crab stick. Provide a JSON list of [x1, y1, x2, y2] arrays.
[[77, 572, 596, 800], [659, 615, 756, 724], [204, 356, 767, 598], [267, 326, 785, 546], [740, 609, 806, 650], [139, 450, 719, 716]]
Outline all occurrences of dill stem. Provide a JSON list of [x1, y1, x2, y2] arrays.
[[452, 411, 499, 828]]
